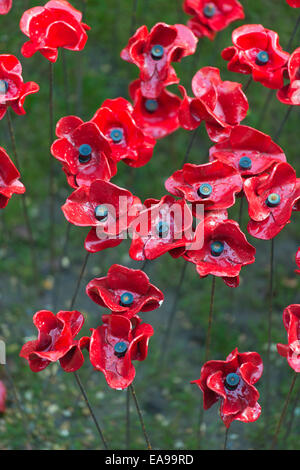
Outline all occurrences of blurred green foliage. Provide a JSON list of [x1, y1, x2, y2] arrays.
[[0, 0, 299, 450]]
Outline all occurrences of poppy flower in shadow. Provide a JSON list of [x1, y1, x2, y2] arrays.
[[121, 22, 197, 98], [0, 381, 6, 413], [20, 310, 89, 373], [192, 348, 263, 428], [51, 116, 116, 188], [129, 195, 194, 261], [277, 48, 300, 106], [183, 0, 244, 40], [277, 304, 300, 372], [89, 314, 153, 389], [0, 147, 25, 208], [62, 179, 142, 253], [244, 162, 300, 240], [295, 248, 300, 274], [20, 0, 90, 63], [0, 54, 39, 120], [0, 0, 12, 14], [179, 67, 248, 142], [91, 97, 156, 167], [86, 264, 164, 318], [222, 24, 290, 89], [209, 125, 286, 177], [129, 79, 181, 139], [183, 211, 256, 287]]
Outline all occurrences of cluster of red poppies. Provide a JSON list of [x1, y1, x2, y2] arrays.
[[0, 0, 297, 431]]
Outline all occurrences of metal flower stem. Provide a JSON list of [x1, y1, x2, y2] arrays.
[[6, 109, 39, 287], [223, 427, 229, 450], [49, 62, 55, 274], [274, 106, 293, 142], [265, 237, 274, 427], [181, 127, 199, 167], [204, 275, 216, 362], [243, 76, 253, 93], [129, 384, 152, 450], [282, 387, 300, 447], [271, 372, 298, 449], [126, 388, 131, 449], [68, 250, 108, 448]]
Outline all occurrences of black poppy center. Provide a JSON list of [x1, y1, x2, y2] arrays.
[[145, 99, 159, 113], [110, 128, 124, 143], [120, 292, 134, 306], [79, 144, 92, 163], [239, 157, 252, 170], [94, 204, 109, 222], [0, 80, 8, 94], [210, 241, 224, 256], [151, 44, 164, 60], [114, 341, 128, 358], [156, 221, 169, 238], [256, 51, 269, 65], [197, 183, 213, 198], [266, 193, 281, 207], [203, 3, 216, 17], [225, 373, 240, 390]]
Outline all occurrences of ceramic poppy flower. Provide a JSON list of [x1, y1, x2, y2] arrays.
[[0, 0, 12, 14], [51, 116, 117, 188], [62, 179, 142, 253], [183, 211, 256, 287], [286, 0, 300, 6], [165, 160, 243, 213], [129, 195, 194, 261], [20, 0, 90, 63], [192, 348, 263, 428], [244, 162, 300, 240], [277, 48, 300, 105], [209, 125, 286, 177], [277, 304, 300, 372], [129, 79, 181, 139], [222, 24, 290, 89], [183, 0, 244, 41], [86, 264, 164, 318], [0, 147, 25, 209], [20, 310, 89, 373], [295, 248, 300, 274], [179, 67, 248, 142], [0, 54, 39, 120], [0, 381, 6, 413], [91, 97, 156, 167], [121, 22, 197, 99], [89, 314, 154, 389]]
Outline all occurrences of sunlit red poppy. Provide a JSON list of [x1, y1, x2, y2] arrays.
[[89, 314, 153, 389], [222, 24, 290, 89], [129, 79, 181, 139], [179, 67, 248, 142], [286, 0, 300, 6], [209, 125, 287, 177], [0, 381, 6, 413], [91, 97, 156, 167], [0, 54, 39, 120], [129, 195, 194, 261], [20, 310, 89, 372], [183, 211, 256, 287], [277, 48, 300, 105], [62, 179, 142, 253], [165, 161, 243, 213], [0, 147, 25, 208], [20, 0, 90, 63], [244, 162, 300, 240], [0, 0, 12, 14], [86, 264, 164, 318], [121, 22, 197, 98], [277, 304, 300, 372], [184, 0, 244, 40], [192, 348, 263, 428], [51, 116, 116, 188]]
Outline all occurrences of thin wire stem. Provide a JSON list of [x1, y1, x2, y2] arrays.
[[130, 0, 138, 35], [274, 106, 293, 142], [126, 387, 131, 449], [238, 196, 244, 227], [6, 109, 39, 286], [62, 50, 70, 115], [49, 62, 55, 274], [243, 76, 253, 93], [74, 371, 108, 449], [282, 387, 300, 447], [287, 14, 300, 50], [69, 251, 90, 310], [160, 260, 188, 366], [204, 276, 216, 362], [265, 238, 274, 427], [129, 384, 152, 450], [181, 128, 199, 167], [271, 372, 297, 449], [223, 427, 229, 450]]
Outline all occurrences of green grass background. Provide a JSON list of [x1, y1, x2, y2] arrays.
[[0, 0, 299, 450]]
